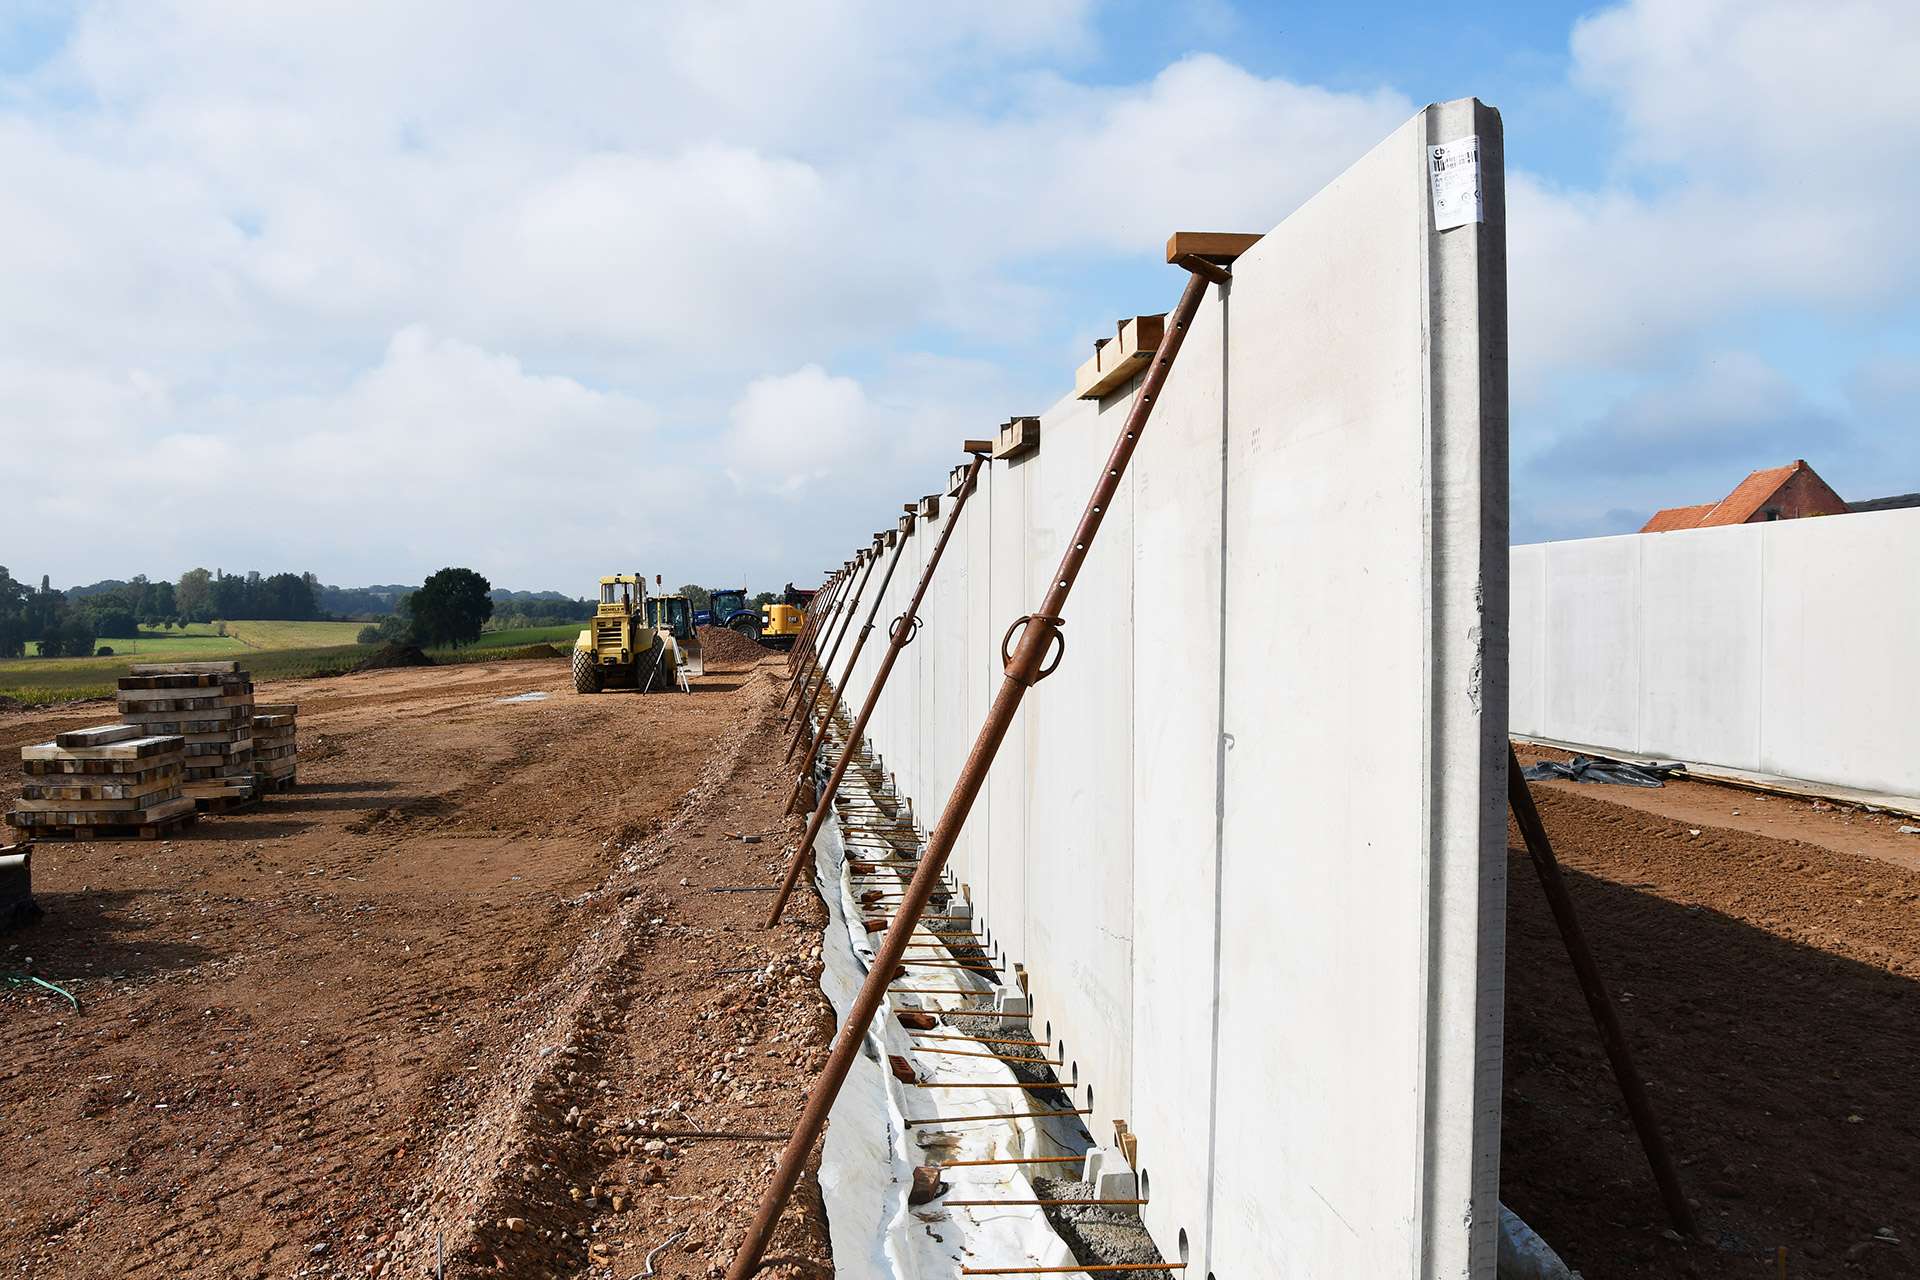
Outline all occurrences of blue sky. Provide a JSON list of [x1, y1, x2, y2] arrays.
[[2, 0, 1916, 589]]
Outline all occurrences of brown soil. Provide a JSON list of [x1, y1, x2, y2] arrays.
[[1504, 766, 1920, 1278], [698, 626, 770, 666], [1520, 744, 1920, 874], [0, 651, 832, 1279], [10, 678, 1915, 1280], [351, 642, 433, 672]]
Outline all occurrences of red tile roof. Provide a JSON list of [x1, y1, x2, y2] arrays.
[[1640, 502, 1717, 533], [1702, 463, 1805, 526], [1639, 460, 1847, 533]]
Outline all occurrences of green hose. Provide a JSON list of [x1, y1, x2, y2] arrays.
[[4, 972, 80, 1014]]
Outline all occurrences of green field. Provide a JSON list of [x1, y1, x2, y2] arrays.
[[1, 619, 570, 704], [468, 623, 583, 649]]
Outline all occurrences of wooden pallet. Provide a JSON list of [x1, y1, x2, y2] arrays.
[[14, 808, 197, 842], [254, 769, 298, 795]]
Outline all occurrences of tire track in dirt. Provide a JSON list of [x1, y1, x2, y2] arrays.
[[0, 656, 765, 1277]]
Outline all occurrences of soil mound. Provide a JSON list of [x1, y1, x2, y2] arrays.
[[698, 625, 769, 664], [353, 643, 434, 672]]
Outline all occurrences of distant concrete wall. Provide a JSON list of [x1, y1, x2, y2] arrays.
[[1511, 508, 1920, 798], [831, 98, 1508, 1279]]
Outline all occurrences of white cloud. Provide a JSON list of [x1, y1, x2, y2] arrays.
[[0, 4, 1414, 590], [5, 0, 1914, 586], [1510, 0, 1920, 394], [725, 365, 878, 493]]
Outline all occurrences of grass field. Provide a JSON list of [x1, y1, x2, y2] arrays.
[[468, 624, 583, 649], [1, 619, 576, 704]]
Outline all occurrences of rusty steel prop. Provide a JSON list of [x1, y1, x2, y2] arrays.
[[779, 567, 842, 697], [780, 565, 850, 710], [779, 560, 871, 729], [791, 518, 917, 767], [783, 541, 887, 759], [781, 569, 836, 679], [766, 451, 990, 924], [786, 448, 988, 797], [789, 567, 846, 675], [1508, 745, 1696, 1238], [794, 568, 856, 690], [726, 262, 1221, 1280], [784, 554, 875, 731]]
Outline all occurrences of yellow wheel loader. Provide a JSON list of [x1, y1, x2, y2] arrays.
[[571, 575, 705, 694]]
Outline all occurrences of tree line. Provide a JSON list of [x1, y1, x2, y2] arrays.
[[1, 564, 594, 660]]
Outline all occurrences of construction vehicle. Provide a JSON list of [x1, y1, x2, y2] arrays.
[[759, 582, 816, 652], [571, 574, 704, 694], [698, 587, 766, 643]]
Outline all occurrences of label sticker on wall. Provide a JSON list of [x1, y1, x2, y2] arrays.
[[1428, 135, 1483, 231]]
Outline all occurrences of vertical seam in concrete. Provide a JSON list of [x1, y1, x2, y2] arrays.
[[1201, 280, 1231, 1277], [1415, 105, 1441, 1277], [1755, 525, 1768, 769]]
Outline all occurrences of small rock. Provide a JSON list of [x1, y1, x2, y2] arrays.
[[505, 1217, 527, 1233]]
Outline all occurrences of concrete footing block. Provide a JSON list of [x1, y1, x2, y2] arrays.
[[1081, 1145, 1137, 1199], [993, 984, 1028, 1029]]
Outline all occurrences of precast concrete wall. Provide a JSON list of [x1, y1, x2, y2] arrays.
[[827, 98, 1509, 1278], [1511, 507, 1920, 798]]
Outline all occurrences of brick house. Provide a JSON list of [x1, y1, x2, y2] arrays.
[[1640, 459, 1849, 533]]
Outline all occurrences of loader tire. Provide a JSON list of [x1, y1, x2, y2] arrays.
[[571, 648, 601, 694]]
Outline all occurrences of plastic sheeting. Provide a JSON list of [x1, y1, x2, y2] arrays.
[[813, 811, 1088, 1278]]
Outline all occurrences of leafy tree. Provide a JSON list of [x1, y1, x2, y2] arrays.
[[407, 568, 492, 648], [355, 617, 414, 645], [749, 591, 775, 610], [141, 579, 176, 623], [177, 568, 213, 622], [210, 571, 249, 619], [678, 584, 712, 612], [40, 615, 96, 658], [82, 605, 140, 639], [0, 566, 28, 658]]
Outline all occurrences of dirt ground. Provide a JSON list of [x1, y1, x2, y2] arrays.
[[1505, 748, 1920, 1278], [1, 654, 834, 1279], [9, 675, 1918, 1279]]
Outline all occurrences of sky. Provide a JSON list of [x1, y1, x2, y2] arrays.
[[2, 0, 1917, 592]]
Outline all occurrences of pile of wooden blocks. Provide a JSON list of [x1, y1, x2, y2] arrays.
[[251, 703, 298, 791], [116, 661, 256, 810], [1073, 313, 1165, 401], [7, 725, 195, 840]]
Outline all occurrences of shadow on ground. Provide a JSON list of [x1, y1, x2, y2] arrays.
[[1503, 849, 1919, 1278]]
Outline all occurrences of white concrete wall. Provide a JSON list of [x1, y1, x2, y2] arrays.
[[812, 99, 1508, 1279], [1511, 507, 1920, 798]]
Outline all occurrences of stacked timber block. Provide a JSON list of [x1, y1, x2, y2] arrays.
[[7, 725, 195, 840], [1073, 314, 1165, 400], [116, 661, 256, 811], [251, 703, 298, 792]]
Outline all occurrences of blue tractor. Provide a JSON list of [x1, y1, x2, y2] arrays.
[[697, 586, 765, 644]]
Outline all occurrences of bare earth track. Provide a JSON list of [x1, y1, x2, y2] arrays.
[[1505, 748, 1920, 1278], [5, 677, 1917, 1278], [0, 656, 832, 1279]]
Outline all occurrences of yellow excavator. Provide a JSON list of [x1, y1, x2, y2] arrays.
[[758, 582, 816, 651], [572, 574, 704, 694]]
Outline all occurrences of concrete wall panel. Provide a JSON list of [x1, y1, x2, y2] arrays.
[[813, 99, 1507, 1279], [1511, 508, 1920, 797]]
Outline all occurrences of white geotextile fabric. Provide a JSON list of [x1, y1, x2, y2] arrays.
[[814, 813, 1087, 1279]]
